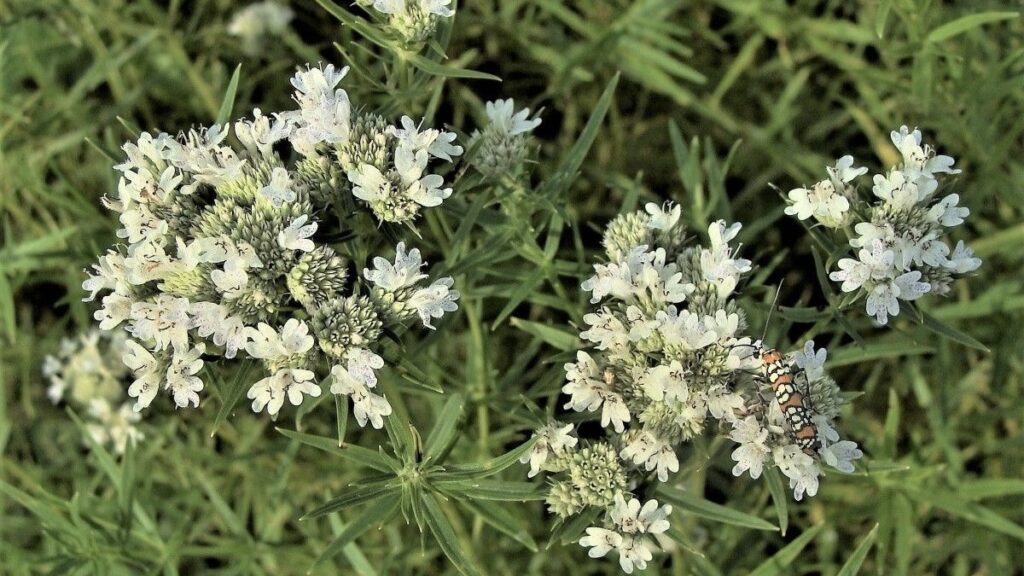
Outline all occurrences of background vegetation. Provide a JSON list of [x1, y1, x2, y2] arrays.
[[2, 0, 1023, 574]]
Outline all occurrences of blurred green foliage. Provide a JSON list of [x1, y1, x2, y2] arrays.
[[1, 0, 1022, 574]]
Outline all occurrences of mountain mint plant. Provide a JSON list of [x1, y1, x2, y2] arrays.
[[82, 63, 460, 428], [523, 203, 862, 573], [786, 126, 981, 325]]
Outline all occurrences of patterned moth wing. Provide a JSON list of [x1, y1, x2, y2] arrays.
[[758, 348, 821, 456]]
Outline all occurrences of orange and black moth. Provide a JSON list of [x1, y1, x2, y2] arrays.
[[757, 348, 821, 457]]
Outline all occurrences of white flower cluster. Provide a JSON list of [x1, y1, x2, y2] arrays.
[[522, 203, 861, 572], [43, 330, 142, 454], [579, 495, 672, 574], [369, 0, 455, 45], [282, 64, 461, 223], [227, 1, 294, 56], [82, 63, 460, 429], [469, 99, 542, 179], [786, 126, 981, 324]]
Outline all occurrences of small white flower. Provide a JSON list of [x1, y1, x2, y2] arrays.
[[581, 495, 671, 574], [408, 277, 459, 328], [94, 293, 134, 331], [705, 385, 745, 422], [600, 392, 631, 433], [890, 125, 960, 182], [729, 416, 770, 479], [828, 155, 869, 184], [946, 240, 981, 274], [189, 302, 249, 359], [166, 344, 205, 408], [128, 295, 191, 353], [872, 170, 921, 211], [364, 242, 427, 291], [621, 431, 679, 482], [210, 255, 251, 298], [645, 201, 682, 231], [247, 368, 320, 416], [791, 340, 827, 382], [865, 282, 900, 324], [641, 361, 687, 403], [773, 445, 820, 500], [580, 310, 630, 351], [245, 318, 313, 360], [520, 422, 577, 478], [82, 251, 129, 301], [928, 193, 969, 227], [278, 215, 318, 252], [484, 98, 542, 136], [260, 167, 296, 206], [656, 307, 717, 351], [123, 340, 162, 412], [562, 351, 608, 412], [785, 179, 850, 228], [579, 528, 623, 560], [820, 439, 863, 473], [85, 399, 143, 454], [331, 348, 391, 429], [389, 116, 463, 161]]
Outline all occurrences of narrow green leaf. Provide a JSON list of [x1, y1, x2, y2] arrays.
[[406, 53, 501, 81], [837, 524, 879, 576], [875, 0, 892, 38], [957, 479, 1024, 500], [383, 410, 416, 465], [434, 479, 543, 501], [540, 73, 620, 198], [509, 318, 577, 351], [193, 470, 249, 537], [828, 341, 933, 367], [748, 524, 823, 576], [423, 393, 464, 463], [918, 310, 989, 352], [460, 499, 538, 552], [763, 468, 789, 536], [551, 506, 601, 546], [440, 438, 537, 479], [902, 487, 1024, 541], [336, 394, 349, 446], [276, 428, 397, 473], [215, 64, 241, 125], [421, 493, 483, 576], [492, 268, 547, 329], [303, 483, 398, 520], [926, 12, 1019, 43], [210, 363, 256, 437], [309, 497, 400, 572], [655, 486, 778, 531]]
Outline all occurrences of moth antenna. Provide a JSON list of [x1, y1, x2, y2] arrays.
[[760, 280, 784, 344]]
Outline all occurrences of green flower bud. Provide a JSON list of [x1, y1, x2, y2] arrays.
[[287, 246, 349, 311], [311, 294, 383, 359]]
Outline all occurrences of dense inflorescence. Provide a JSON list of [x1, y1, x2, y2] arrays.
[[521, 203, 862, 573], [82, 63, 460, 428], [786, 126, 981, 325], [43, 330, 143, 454]]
